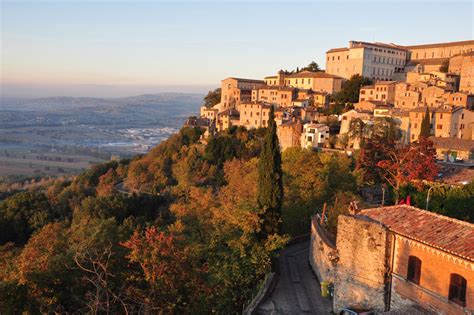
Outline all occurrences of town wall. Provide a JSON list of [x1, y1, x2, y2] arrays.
[[308, 217, 337, 283], [333, 215, 391, 313]]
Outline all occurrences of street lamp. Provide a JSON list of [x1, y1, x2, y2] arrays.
[[426, 186, 435, 211]]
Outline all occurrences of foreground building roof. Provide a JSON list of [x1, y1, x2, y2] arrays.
[[360, 205, 474, 262]]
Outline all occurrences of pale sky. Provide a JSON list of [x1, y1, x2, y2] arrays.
[[1, 0, 473, 97]]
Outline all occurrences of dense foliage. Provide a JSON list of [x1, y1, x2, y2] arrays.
[[1, 120, 471, 312], [257, 107, 283, 237], [333, 74, 372, 105], [203, 88, 221, 108]]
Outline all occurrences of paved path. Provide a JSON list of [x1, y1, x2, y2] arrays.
[[257, 241, 332, 315]]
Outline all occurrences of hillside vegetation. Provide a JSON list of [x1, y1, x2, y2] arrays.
[[1, 120, 472, 313], [0, 122, 360, 313]]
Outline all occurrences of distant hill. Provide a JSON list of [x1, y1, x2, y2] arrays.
[[0, 93, 205, 112]]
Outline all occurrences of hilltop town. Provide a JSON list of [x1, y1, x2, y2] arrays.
[[194, 40, 474, 163], [187, 40, 474, 314]]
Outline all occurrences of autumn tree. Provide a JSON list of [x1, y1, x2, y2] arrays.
[[282, 148, 357, 235], [356, 134, 394, 184], [17, 223, 76, 312], [376, 138, 438, 202], [96, 168, 120, 197], [257, 106, 283, 236]]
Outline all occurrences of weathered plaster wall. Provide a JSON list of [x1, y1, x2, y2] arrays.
[[333, 215, 390, 313], [309, 217, 337, 283]]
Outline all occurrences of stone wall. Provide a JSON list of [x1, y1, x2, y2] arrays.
[[308, 217, 337, 283], [333, 215, 391, 313]]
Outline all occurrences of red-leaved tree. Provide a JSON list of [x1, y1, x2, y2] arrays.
[[376, 138, 438, 202]]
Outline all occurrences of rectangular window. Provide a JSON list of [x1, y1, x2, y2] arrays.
[[437, 124, 442, 129], [449, 274, 467, 307], [407, 256, 421, 285]]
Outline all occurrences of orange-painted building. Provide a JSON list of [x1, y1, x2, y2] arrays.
[[361, 206, 474, 314]]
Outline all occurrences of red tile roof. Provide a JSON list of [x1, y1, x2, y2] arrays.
[[360, 205, 474, 262], [326, 47, 350, 53]]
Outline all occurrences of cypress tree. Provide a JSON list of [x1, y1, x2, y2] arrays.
[[420, 107, 431, 139], [257, 106, 283, 237]]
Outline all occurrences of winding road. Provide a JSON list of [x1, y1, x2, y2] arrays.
[[257, 240, 332, 315]]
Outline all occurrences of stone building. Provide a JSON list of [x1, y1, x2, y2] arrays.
[[325, 41, 408, 81], [459, 52, 474, 94], [310, 205, 474, 314], [264, 70, 344, 94], [283, 71, 344, 94], [443, 92, 474, 109], [325, 40, 474, 82], [251, 85, 296, 107], [359, 81, 396, 104], [300, 123, 330, 149], [449, 51, 474, 94], [220, 77, 266, 111], [457, 109, 474, 140], [312, 91, 330, 108], [339, 109, 373, 135], [216, 109, 240, 132], [408, 106, 473, 142], [432, 106, 464, 139], [429, 137, 474, 162], [277, 120, 302, 151], [200, 106, 219, 122], [390, 109, 411, 144], [239, 101, 272, 129], [404, 40, 474, 62], [422, 86, 448, 107], [395, 88, 421, 109]]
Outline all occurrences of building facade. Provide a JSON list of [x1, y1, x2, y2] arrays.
[[220, 77, 266, 111], [239, 101, 272, 129], [251, 86, 296, 107], [310, 205, 474, 314], [359, 81, 396, 104], [300, 123, 330, 149], [326, 41, 408, 81]]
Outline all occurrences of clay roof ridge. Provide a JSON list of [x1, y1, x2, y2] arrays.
[[360, 205, 474, 229]]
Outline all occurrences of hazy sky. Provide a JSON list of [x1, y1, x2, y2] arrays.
[[1, 0, 473, 97]]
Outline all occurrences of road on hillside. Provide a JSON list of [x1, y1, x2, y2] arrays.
[[257, 240, 333, 315]]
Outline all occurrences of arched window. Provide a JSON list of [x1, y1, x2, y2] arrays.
[[449, 274, 467, 307], [407, 256, 421, 284]]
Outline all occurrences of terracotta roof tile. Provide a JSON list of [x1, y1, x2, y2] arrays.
[[360, 205, 474, 261]]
